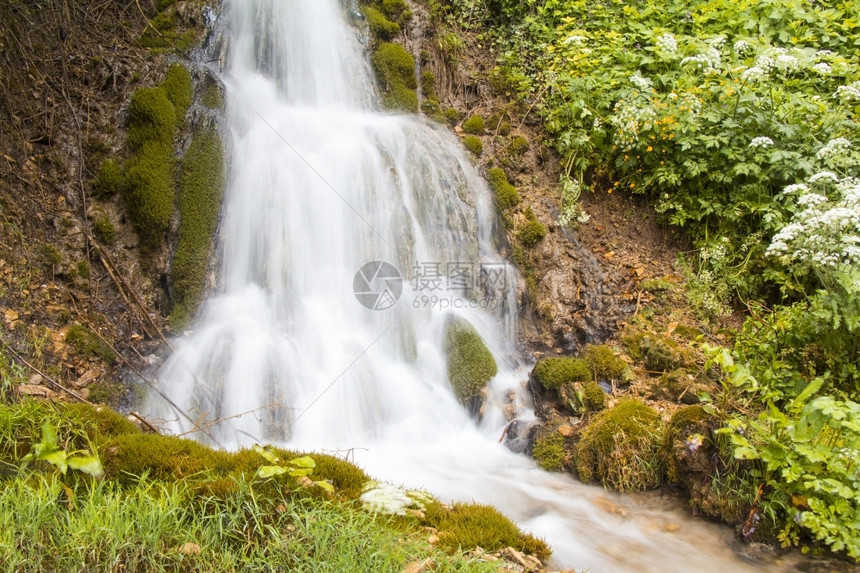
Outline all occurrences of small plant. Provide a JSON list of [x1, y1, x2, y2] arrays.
[[517, 208, 546, 248], [22, 421, 104, 478], [253, 445, 334, 493]]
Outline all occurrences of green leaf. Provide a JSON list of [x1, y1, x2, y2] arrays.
[[253, 444, 279, 464], [257, 465, 289, 479], [314, 480, 335, 493], [734, 445, 759, 460], [288, 456, 316, 470], [43, 451, 68, 474], [67, 455, 104, 478]]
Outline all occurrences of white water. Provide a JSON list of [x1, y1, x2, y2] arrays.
[[150, 1, 803, 570]]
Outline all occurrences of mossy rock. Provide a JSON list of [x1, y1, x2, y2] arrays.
[[361, 5, 400, 39], [371, 43, 418, 113], [381, 0, 412, 23], [533, 356, 591, 391], [122, 141, 175, 247], [445, 321, 497, 403], [574, 398, 663, 492], [662, 405, 712, 484], [443, 108, 460, 126], [420, 70, 437, 100], [579, 380, 606, 411], [651, 369, 701, 404], [462, 115, 485, 135], [486, 167, 521, 211], [463, 135, 483, 156], [531, 424, 565, 471], [162, 63, 193, 120], [127, 86, 177, 150], [583, 344, 628, 382], [642, 335, 687, 372], [423, 501, 550, 559], [171, 127, 225, 329]]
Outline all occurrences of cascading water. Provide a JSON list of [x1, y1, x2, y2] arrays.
[[150, 1, 802, 570]]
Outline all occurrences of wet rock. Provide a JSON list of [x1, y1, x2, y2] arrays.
[[499, 547, 543, 571]]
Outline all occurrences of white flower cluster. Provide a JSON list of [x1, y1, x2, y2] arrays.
[[680, 45, 721, 74], [768, 175, 860, 268], [741, 66, 767, 82], [610, 100, 658, 150], [630, 72, 653, 90], [749, 136, 774, 149], [655, 33, 678, 57], [835, 81, 860, 104], [816, 138, 852, 161], [563, 34, 587, 46], [812, 62, 832, 75], [733, 39, 753, 55]]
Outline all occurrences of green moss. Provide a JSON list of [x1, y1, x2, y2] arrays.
[[574, 398, 663, 492], [202, 85, 223, 110], [517, 209, 546, 248], [102, 433, 233, 482], [579, 380, 606, 411], [162, 64, 193, 120], [423, 502, 550, 559], [662, 405, 711, 483], [533, 356, 591, 390], [462, 115, 485, 135], [371, 43, 418, 113], [127, 86, 177, 150], [361, 5, 400, 40], [93, 159, 124, 198], [443, 108, 460, 126], [498, 122, 511, 136], [486, 167, 521, 211], [171, 127, 225, 330], [122, 141, 175, 247], [509, 135, 529, 154], [643, 335, 686, 372], [621, 330, 646, 362], [38, 244, 61, 268], [65, 325, 116, 362], [92, 213, 116, 245], [138, 11, 177, 49], [445, 321, 497, 403], [381, 0, 412, 23], [532, 426, 565, 471], [76, 260, 90, 279], [420, 70, 437, 100], [583, 344, 627, 381], [462, 135, 483, 156]]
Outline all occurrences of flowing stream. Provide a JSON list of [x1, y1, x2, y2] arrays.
[[149, 1, 805, 570]]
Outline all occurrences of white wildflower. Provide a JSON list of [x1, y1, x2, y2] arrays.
[[630, 72, 653, 90], [816, 138, 852, 160], [808, 171, 839, 184], [733, 40, 752, 55], [774, 54, 800, 72], [655, 33, 678, 56], [835, 81, 860, 104], [783, 183, 810, 195], [749, 136, 774, 149], [741, 66, 767, 82], [812, 62, 832, 75], [563, 35, 587, 46]]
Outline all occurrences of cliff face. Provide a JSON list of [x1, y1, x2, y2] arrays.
[[0, 0, 217, 405]]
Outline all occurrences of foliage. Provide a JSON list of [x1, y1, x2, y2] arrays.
[[444, 321, 498, 402], [462, 134, 483, 156], [533, 356, 590, 390], [171, 127, 225, 329], [253, 445, 334, 493], [21, 421, 103, 478], [462, 115, 485, 135], [574, 398, 663, 491], [371, 43, 418, 113]]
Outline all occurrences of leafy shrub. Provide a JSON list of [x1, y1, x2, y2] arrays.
[[444, 321, 497, 403], [461, 115, 485, 135], [171, 127, 225, 329], [574, 398, 663, 491], [533, 356, 591, 390], [462, 134, 483, 156], [371, 43, 418, 113]]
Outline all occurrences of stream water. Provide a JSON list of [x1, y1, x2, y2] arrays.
[[149, 1, 809, 570]]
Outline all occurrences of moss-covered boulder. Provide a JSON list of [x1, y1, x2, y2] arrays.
[[583, 344, 629, 382], [445, 321, 497, 403], [533, 356, 591, 391], [574, 398, 663, 491], [162, 63, 193, 120], [371, 42, 418, 113], [530, 423, 566, 471], [361, 5, 400, 39]]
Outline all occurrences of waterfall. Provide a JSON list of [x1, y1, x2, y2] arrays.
[[149, 2, 799, 570]]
